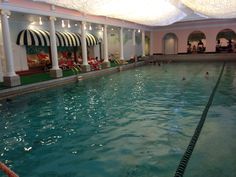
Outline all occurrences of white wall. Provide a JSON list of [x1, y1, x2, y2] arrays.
[[123, 29, 133, 59], [108, 28, 120, 58], [135, 32, 142, 57]]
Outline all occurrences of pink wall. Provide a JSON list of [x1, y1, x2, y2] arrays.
[[152, 20, 236, 54]]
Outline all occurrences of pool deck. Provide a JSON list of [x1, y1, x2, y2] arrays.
[[0, 61, 145, 100]]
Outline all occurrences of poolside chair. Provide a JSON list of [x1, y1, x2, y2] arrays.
[[114, 59, 128, 65]]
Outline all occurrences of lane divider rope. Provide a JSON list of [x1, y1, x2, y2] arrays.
[[174, 62, 225, 177]]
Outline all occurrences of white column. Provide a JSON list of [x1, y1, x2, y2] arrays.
[[132, 29, 136, 58], [1, 10, 16, 77], [81, 21, 90, 72], [120, 27, 124, 60], [81, 21, 88, 65], [1, 10, 20, 86], [142, 30, 145, 57], [49, 16, 62, 78], [49, 16, 59, 70], [101, 24, 110, 68], [103, 24, 109, 62]]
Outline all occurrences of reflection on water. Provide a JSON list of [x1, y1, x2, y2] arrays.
[[0, 63, 226, 177]]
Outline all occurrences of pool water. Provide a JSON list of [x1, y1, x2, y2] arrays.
[[184, 63, 236, 177], [0, 62, 234, 177]]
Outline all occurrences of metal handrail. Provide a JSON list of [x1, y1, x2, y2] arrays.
[[0, 162, 19, 177]]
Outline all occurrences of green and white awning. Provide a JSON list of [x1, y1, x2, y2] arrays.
[[16, 29, 99, 47]]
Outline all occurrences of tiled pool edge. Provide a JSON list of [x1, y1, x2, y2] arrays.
[[0, 62, 145, 100]]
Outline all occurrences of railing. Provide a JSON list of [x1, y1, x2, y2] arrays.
[[0, 162, 19, 177]]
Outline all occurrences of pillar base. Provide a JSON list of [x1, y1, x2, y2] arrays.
[[117, 66, 123, 72], [3, 75, 21, 87], [101, 61, 110, 69], [81, 64, 91, 72], [50, 68, 63, 78]]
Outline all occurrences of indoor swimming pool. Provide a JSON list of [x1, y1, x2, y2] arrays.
[[0, 62, 235, 177]]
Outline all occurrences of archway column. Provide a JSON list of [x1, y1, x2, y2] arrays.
[[1, 10, 21, 87], [81, 21, 91, 72], [49, 16, 62, 78], [132, 29, 136, 61], [120, 27, 124, 60], [101, 24, 110, 68], [142, 30, 145, 57]]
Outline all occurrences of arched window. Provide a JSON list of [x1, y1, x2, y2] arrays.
[[216, 29, 236, 53], [187, 31, 206, 54]]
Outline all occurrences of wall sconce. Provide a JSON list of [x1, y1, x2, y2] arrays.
[[62, 20, 65, 28], [39, 17, 43, 25]]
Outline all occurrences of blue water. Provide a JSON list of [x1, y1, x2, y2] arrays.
[[0, 62, 229, 177]]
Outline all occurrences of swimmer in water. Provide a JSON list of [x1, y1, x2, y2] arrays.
[[205, 72, 209, 79]]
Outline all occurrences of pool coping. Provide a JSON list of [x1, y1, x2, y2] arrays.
[[0, 62, 145, 100], [150, 53, 236, 62]]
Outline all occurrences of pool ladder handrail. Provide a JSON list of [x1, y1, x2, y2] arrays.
[[0, 162, 19, 177]]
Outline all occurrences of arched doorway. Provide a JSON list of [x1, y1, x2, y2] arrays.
[[163, 33, 178, 54], [216, 29, 236, 53], [187, 31, 206, 54]]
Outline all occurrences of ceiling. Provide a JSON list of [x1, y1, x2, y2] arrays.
[[32, 0, 236, 26]]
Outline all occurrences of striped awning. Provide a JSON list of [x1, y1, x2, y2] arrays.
[[55, 31, 81, 46], [86, 33, 99, 46], [16, 29, 99, 47], [16, 29, 50, 46]]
